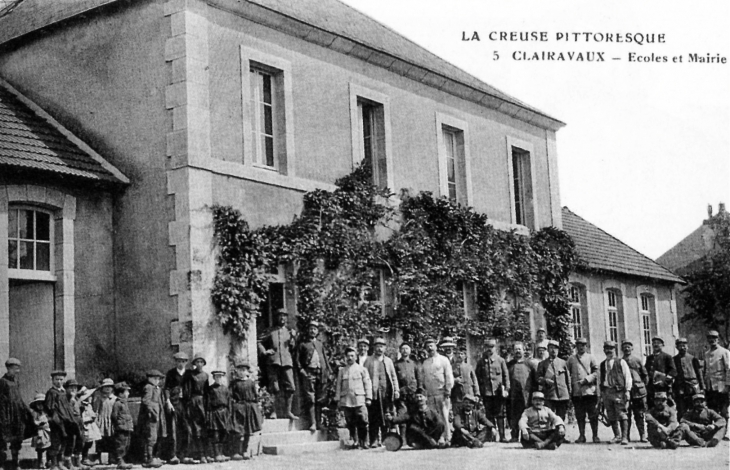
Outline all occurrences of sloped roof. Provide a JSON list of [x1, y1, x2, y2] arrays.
[[0, 79, 128, 184], [0, 0, 564, 130], [562, 207, 684, 284]]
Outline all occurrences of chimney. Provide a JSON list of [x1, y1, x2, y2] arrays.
[[708, 204, 713, 219], [720, 202, 726, 214]]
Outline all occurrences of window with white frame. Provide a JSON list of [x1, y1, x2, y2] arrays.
[[570, 285, 583, 340], [441, 127, 468, 205], [640, 293, 656, 356], [510, 146, 534, 228], [249, 67, 277, 169], [356, 99, 388, 190], [607, 289, 623, 344], [7, 207, 52, 273]]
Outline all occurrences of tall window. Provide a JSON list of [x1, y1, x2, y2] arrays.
[[511, 146, 533, 228], [7, 208, 52, 272], [444, 130, 458, 201], [357, 100, 387, 189], [250, 68, 276, 168], [570, 285, 583, 340], [607, 290, 623, 343], [640, 294, 656, 356]]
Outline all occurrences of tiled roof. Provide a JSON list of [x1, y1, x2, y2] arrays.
[[0, 0, 563, 130], [0, 81, 127, 184], [562, 207, 684, 284]]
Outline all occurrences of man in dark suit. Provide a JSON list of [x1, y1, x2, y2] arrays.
[[673, 337, 704, 420], [476, 339, 510, 442], [645, 337, 677, 404], [294, 321, 331, 431]]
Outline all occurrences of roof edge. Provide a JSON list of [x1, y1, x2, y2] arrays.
[[0, 77, 130, 185]]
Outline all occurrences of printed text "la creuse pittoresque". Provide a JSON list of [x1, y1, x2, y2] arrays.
[[488, 32, 665, 46]]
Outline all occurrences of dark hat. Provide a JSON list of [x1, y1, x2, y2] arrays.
[[30, 393, 46, 406], [575, 338, 588, 345], [414, 387, 426, 395], [147, 370, 164, 378], [676, 337, 688, 344], [357, 338, 370, 346], [707, 330, 720, 338], [485, 339, 497, 347], [211, 370, 226, 376], [276, 308, 288, 316], [603, 340, 617, 349], [99, 378, 115, 388], [439, 337, 456, 348], [547, 340, 560, 348], [464, 395, 478, 403], [51, 370, 67, 378], [173, 352, 189, 361], [654, 391, 668, 400], [692, 393, 706, 401], [423, 337, 437, 345], [345, 346, 357, 354], [373, 337, 387, 346], [399, 342, 411, 348], [114, 382, 131, 392], [532, 391, 545, 400], [5, 357, 21, 367], [192, 354, 207, 365], [459, 346, 468, 352], [64, 379, 79, 389], [651, 336, 664, 344], [621, 339, 633, 347], [235, 359, 251, 369]]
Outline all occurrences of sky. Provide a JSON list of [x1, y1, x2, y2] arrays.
[[340, 0, 730, 260]]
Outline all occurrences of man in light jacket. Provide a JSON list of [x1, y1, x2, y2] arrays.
[[336, 346, 372, 449], [363, 338, 399, 447], [566, 338, 599, 443]]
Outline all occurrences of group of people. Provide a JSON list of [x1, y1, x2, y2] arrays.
[[0, 354, 263, 470], [332, 327, 730, 452]]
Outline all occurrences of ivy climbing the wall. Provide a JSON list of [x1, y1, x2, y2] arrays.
[[212, 164, 582, 360]]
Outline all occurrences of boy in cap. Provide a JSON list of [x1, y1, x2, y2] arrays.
[[645, 391, 686, 449], [45, 371, 80, 470], [673, 337, 704, 420], [680, 393, 726, 447], [182, 354, 209, 463], [294, 321, 331, 432], [645, 336, 677, 404], [0, 358, 32, 470], [111, 383, 133, 470], [92, 379, 117, 465], [140, 370, 167, 468], [206, 370, 232, 462], [336, 346, 372, 449], [476, 339, 509, 442], [65, 379, 87, 470], [598, 341, 632, 444], [164, 352, 189, 464], [257, 309, 298, 420], [230, 360, 262, 460], [451, 395, 494, 448], [704, 330, 730, 440], [566, 338, 599, 443], [518, 391, 565, 450], [621, 340, 649, 442], [363, 337, 399, 447]]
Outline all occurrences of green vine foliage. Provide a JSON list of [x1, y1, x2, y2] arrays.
[[211, 163, 582, 360]]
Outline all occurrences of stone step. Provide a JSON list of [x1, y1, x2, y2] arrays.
[[262, 418, 295, 433], [261, 430, 327, 446], [261, 440, 342, 456]]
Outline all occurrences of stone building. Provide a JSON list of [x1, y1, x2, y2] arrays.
[[0, 0, 566, 396], [561, 207, 685, 360], [657, 203, 728, 356]]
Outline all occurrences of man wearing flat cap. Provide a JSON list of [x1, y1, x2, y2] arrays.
[[673, 337, 704, 420], [518, 391, 565, 450], [0, 358, 32, 470], [645, 336, 677, 405], [363, 338, 399, 447], [294, 320, 331, 431], [621, 340, 649, 442], [598, 341, 632, 444], [476, 339, 510, 442], [439, 337, 457, 369], [336, 346, 372, 449], [452, 347, 479, 416], [681, 393, 726, 447], [537, 340, 571, 429], [645, 391, 686, 449], [567, 338, 599, 443], [394, 342, 420, 438], [386, 388, 445, 449], [534, 328, 549, 361], [356, 338, 370, 366], [164, 352, 189, 464], [257, 309, 298, 419], [420, 337, 453, 443], [140, 370, 167, 467], [451, 395, 494, 448], [704, 330, 730, 440], [182, 354, 209, 463], [46, 370, 79, 470]]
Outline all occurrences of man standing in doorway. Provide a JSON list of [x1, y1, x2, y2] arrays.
[[258, 309, 298, 420], [295, 321, 331, 431]]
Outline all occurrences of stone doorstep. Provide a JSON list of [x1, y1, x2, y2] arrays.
[[261, 441, 342, 456], [261, 418, 295, 434]]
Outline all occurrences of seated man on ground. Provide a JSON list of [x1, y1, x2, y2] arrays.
[[451, 395, 495, 448], [645, 392, 686, 449], [518, 391, 565, 450], [386, 388, 445, 450], [680, 393, 726, 448]]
